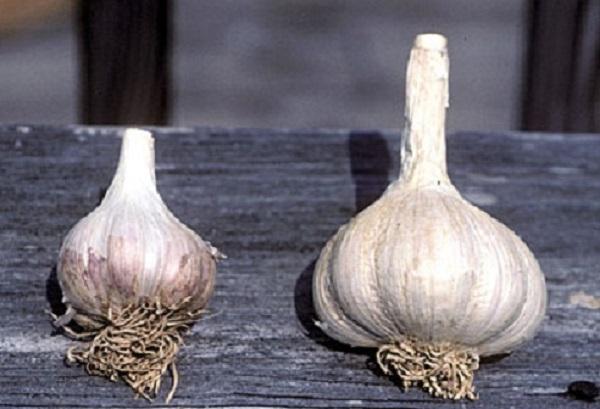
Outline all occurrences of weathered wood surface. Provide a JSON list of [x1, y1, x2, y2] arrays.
[[0, 125, 599, 408]]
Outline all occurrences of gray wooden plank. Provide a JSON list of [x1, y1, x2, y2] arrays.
[[0, 125, 599, 408]]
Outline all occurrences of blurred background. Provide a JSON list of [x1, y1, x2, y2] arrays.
[[0, 0, 598, 132]]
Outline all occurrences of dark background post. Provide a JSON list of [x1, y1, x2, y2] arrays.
[[78, 0, 172, 125], [522, 0, 600, 132]]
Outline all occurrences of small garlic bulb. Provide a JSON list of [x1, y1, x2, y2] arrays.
[[313, 34, 546, 400], [55, 129, 219, 401]]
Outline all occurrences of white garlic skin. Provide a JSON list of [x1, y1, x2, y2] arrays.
[[313, 184, 547, 356], [313, 34, 546, 357], [58, 129, 217, 327]]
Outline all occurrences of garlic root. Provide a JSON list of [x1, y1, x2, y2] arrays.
[[65, 297, 200, 402], [377, 338, 479, 400]]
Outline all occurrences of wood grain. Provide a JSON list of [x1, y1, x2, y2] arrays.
[[0, 125, 599, 408]]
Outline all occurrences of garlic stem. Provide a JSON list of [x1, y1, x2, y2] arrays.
[[400, 33, 450, 188], [107, 128, 157, 198]]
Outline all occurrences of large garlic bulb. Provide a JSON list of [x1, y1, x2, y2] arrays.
[[56, 129, 219, 401], [313, 34, 546, 400]]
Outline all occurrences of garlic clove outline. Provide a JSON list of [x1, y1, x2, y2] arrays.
[[312, 34, 547, 400]]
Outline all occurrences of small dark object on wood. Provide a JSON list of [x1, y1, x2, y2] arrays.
[[567, 380, 599, 402]]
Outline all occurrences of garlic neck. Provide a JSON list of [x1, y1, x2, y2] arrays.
[[399, 34, 450, 189], [106, 129, 158, 199]]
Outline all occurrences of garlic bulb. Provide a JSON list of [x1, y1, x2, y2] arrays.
[[55, 128, 219, 401], [313, 34, 546, 400]]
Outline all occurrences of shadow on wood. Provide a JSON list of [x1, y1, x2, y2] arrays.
[[293, 258, 358, 353], [348, 131, 392, 213], [294, 130, 392, 351], [45, 264, 67, 334]]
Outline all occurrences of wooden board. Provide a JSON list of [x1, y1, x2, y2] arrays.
[[0, 125, 599, 408]]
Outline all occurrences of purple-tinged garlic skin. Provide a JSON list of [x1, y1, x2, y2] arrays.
[[57, 129, 217, 328]]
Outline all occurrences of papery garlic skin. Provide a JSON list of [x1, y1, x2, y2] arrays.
[[313, 34, 546, 396], [314, 186, 546, 356], [57, 129, 217, 327]]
